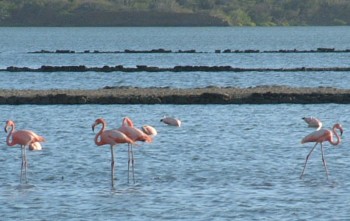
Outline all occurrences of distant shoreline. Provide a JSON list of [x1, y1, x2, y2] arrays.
[[0, 11, 228, 27], [1, 86, 349, 105]]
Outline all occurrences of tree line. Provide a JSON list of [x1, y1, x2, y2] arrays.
[[1, 0, 350, 26]]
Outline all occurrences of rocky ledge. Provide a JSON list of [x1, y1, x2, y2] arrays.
[[0, 86, 349, 105]]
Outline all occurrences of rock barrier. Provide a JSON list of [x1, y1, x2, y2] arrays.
[[28, 48, 350, 54], [0, 86, 349, 105], [3, 65, 350, 73]]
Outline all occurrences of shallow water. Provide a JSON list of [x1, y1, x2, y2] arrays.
[[0, 104, 349, 220]]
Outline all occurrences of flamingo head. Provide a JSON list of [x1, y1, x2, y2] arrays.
[[141, 125, 157, 137], [122, 117, 134, 127], [92, 118, 105, 132], [4, 120, 15, 133], [334, 123, 343, 136]]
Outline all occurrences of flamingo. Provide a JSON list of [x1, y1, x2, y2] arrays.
[[29, 142, 42, 151], [92, 118, 135, 187], [118, 117, 152, 183], [141, 125, 157, 137], [302, 117, 322, 130], [300, 123, 343, 179], [160, 116, 181, 127], [4, 120, 45, 183]]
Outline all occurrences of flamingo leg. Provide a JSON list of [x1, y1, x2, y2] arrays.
[[20, 145, 24, 183], [320, 143, 329, 179], [128, 144, 130, 183], [127, 144, 135, 184], [131, 144, 135, 184], [23, 146, 28, 183], [110, 146, 115, 188], [300, 142, 318, 179]]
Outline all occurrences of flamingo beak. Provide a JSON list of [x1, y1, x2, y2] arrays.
[[92, 125, 95, 132], [4, 126, 8, 133]]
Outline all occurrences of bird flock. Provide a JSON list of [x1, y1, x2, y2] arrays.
[[3, 115, 344, 187], [4, 116, 181, 187]]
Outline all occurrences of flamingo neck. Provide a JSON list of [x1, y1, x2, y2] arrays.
[[329, 126, 341, 146], [123, 117, 134, 127], [6, 125, 16, 146], [94, 122, 105, 146]]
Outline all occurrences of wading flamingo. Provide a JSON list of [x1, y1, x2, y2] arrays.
[[300, 123, 343, 179], [92, 118, 134, 187], [161, 116, 181, 127], [4, 120, 45, 183], [118, 117, 152, 183], [302, 117, 322, 130]]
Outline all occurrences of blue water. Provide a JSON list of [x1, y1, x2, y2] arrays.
[[0, 27, 350, 220]]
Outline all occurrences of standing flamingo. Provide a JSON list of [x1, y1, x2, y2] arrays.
[[92, 118, 135, 187], [302, 117, 323, 130], [161, 116, 181, 127], [300, 123, 343, 179], [118, 117, 152, 183], [4, 120, 45, 183]]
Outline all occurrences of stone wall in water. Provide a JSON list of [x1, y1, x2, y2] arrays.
[[0, 86, 349, 104]]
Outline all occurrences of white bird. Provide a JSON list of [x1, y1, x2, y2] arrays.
[[161, 116, 181, 127], [302, 117, 322, 130]]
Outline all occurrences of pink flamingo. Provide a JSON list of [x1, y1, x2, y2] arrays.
[[161, 116, 181, 127], [141, 125, 157, 137], [4, 120, 45, 183], [300, 123, 343, 179], [92, 118, 135, 187], [118, 117, 152, 183], [302, 117, 322, 130]]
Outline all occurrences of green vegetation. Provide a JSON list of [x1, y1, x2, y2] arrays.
[[1, 0, 350, 26]]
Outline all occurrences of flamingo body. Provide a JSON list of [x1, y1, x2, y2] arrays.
[[302, 117, 322, 130], [4, 120, 45, 183], [161, 117, 181, 127], [300, 123, 343, 179]]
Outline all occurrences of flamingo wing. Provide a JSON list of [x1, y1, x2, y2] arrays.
[[105, 130, 134, 144], [119, 126, 152, 142]]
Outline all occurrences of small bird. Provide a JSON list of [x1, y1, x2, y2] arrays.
[[92, 118, 135, 187], [300, 123, 343, 179], [302, 117, 322, 130], [160, 116, 181, 127], [118, 117, 152, 183], [4, 120, 45, 183]]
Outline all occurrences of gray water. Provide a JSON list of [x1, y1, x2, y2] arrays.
[[0, 27, 350, 220]]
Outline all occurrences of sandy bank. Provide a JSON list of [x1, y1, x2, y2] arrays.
[[0, 86, 349, 104]]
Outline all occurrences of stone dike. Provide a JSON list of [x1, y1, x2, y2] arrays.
[[29, 48, 350, 54], [4, 65, 350, 73], [0, 86, 349, 105]]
